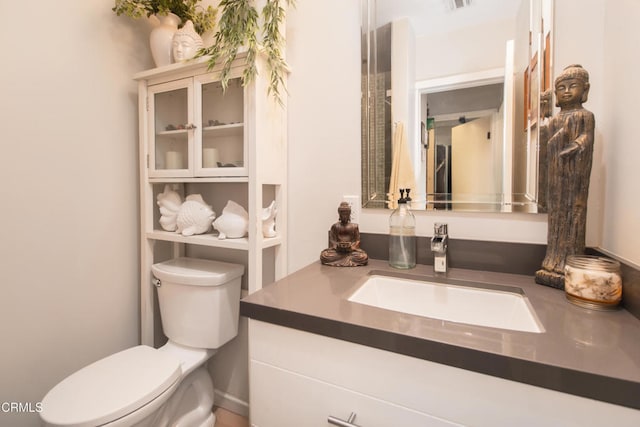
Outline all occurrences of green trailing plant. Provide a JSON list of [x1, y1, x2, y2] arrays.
[[199, 0, 259, 92], [197, 0, 295, 105], [112, 0, 217, 35], [261, 0, 291, 103], [114, 0, 293, 104]]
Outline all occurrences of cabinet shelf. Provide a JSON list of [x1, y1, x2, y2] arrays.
[[155, 123, 244, 138], [148, 176, 249, 184], [202, 122, 244, 137], [157, 129, 188, 136], [146, 229, 282, 250]]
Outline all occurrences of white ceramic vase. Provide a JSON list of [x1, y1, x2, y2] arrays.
[[149, 13, 180, 67]]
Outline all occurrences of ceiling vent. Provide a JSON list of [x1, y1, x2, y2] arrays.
[[446, 0, 473, 11]]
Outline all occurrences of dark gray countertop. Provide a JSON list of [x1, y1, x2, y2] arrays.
[[241, 259, 640, 410]]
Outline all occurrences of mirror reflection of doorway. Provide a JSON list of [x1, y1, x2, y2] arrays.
[[421, 81, 505, 210], [451, 116, 495, 198]]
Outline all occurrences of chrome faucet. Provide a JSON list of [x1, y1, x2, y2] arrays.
[[431, 223, 448, 273]]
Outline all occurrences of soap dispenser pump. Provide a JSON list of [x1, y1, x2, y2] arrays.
[[389, 189, 416, 269]]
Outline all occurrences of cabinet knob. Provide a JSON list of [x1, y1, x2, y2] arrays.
[[328, 412, 360, 427]]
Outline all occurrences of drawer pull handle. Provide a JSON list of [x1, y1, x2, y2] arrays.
[[328, 412, 360, 427]]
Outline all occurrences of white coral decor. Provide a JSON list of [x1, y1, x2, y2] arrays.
[[157, 185, 182, 232]]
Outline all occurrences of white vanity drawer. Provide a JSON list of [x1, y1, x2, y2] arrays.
[[249, 360, 458, 427]]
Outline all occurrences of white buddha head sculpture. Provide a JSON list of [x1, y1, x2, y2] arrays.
[[172, 20, 204, 62]]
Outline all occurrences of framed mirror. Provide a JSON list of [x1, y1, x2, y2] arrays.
[[361, 0, 554, 212]]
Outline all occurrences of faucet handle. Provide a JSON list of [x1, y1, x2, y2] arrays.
[[434, 223, 448, 236]]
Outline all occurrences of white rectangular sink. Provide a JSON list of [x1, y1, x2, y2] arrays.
[[348, 275, 544, 333]]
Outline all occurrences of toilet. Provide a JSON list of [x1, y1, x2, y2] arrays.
[[40, 257, 244, 427]]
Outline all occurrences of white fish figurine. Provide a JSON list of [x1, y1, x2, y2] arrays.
[[262, 200, 277, 238], [156, 185, 215, 236], [176, 194, 216, 236], [213, 200, 249, 239]]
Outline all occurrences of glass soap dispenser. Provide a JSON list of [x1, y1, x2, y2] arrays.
[[389, 189, 416, 269]]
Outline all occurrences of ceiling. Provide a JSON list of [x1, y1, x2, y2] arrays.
[[375, 0, 523, 38]]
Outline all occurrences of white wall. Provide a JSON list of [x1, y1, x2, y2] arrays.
[[414, 17, 517, 82], [286, 0, 362, 272], [0, 1, 150, 426], [599, 0, 640, 266], [391, 18, 417, 178], [553, 0, 640, 266]]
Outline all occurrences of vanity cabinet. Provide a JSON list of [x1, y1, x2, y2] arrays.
[[135, 56, 287, 345], [248, 319, 640, 427]]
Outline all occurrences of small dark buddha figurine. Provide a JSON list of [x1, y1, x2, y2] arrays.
[[535, 64, 595, 289], [320, 202, 369, 267]]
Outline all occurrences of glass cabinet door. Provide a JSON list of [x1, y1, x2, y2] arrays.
[[148, 78, 193, 177], [195, 74, 246, 177]]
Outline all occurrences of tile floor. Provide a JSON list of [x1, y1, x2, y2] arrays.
[[214, 407, 250, 427]]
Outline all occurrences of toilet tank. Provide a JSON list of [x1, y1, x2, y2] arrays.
[[151, 257, 244, 349]]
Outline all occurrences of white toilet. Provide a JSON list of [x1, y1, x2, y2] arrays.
[[40, 257, 244, 427]]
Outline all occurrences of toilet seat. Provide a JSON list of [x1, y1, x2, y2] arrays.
[[41, 345, 182, 427]]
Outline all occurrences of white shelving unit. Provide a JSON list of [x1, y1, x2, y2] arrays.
[[135, 56, 287, 346]]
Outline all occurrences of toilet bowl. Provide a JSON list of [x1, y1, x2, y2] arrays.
[[40, 258, 244, 427]]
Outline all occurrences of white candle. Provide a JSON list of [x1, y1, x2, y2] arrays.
[[165, 151, 183, 169], [203, 148, 219, 168]]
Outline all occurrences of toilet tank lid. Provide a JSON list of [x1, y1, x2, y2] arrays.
[[151, 257, 245, 286], [40, 345, 181, 427]]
